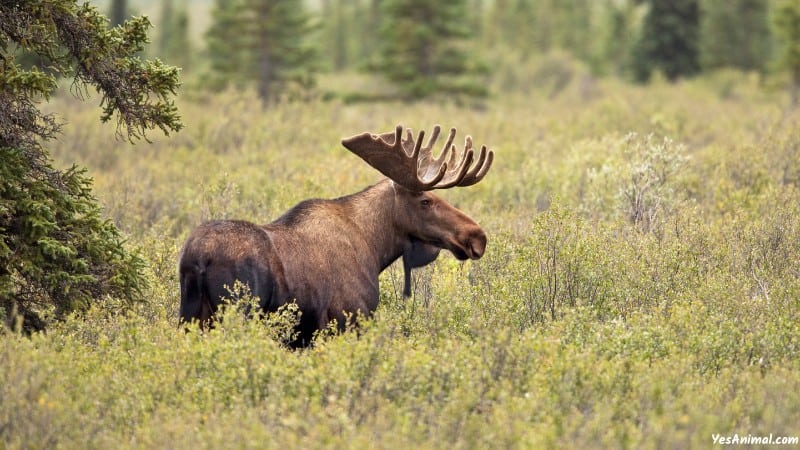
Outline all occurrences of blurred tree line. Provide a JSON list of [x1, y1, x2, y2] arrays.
[[135, 0, 800, 103]]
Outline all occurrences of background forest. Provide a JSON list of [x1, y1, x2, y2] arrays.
[[98, 0, 800, 103], [2, 0, 800, 449]]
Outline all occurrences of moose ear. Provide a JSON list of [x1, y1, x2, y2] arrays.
[[402, 239, 441, 297]]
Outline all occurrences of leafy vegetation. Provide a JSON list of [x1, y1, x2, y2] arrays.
[[3, 1, 800, 448], [1, 66, 798, 448], [0, 0, 181, 330]]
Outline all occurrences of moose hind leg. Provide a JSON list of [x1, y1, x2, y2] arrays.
[[285, 309, 322, 349], [179, 268, 203, 323]]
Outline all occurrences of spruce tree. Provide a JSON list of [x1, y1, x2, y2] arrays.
[[0, 0, 182, 330], [205, 0, 247, 89], [205, 0, 317, 102], [375, 0, 487, 99], [631, 0, 701, 82]]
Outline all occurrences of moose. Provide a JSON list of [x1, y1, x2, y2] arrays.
[[178, 124, 494, 345]]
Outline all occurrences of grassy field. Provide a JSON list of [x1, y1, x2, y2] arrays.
[[2, 71, 800, 449]]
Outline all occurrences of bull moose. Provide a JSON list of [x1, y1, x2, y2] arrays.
[[178, 124, 494, 345]]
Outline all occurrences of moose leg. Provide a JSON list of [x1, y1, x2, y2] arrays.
[[179, 265, 216, 330], [288, 308, 323, 349], [179, 268, 203, 323]]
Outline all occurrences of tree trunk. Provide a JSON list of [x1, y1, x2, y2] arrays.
[[258, 51, 271, 102]]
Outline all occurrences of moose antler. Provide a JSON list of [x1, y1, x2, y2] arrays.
[[341, 125, 494, 191]]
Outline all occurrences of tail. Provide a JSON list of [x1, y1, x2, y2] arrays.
[[179, 263, 208, 326]]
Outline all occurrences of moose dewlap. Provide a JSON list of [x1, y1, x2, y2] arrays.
[[178, 125, 494, 346]]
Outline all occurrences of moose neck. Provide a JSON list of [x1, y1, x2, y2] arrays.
[[341, 179, 408, 272]]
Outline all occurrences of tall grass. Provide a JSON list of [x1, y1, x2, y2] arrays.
[[3, 73, 800, 449]]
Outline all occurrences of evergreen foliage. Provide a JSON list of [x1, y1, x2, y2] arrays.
[[158, 0, 192, 71], [375, 0, 487, 99], [189, 0, 797, 95], [593, 0, 640, 77], [699, 0, 770, 72], [0, 0, 182, 330], [320, 0, 350, 71], [247, 0, 795, 95], [204, 0, 317, 102], [318, 0, 382, 73], [773, 0, 800, 106], [486, 0, 591, 59], [204, 0, 247, 88], [630, 0, 701, 82]]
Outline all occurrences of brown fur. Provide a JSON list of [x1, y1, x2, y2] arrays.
[[179, 179, 486, 346]]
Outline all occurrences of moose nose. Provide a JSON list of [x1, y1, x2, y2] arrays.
[[467, 229, 487, 259]]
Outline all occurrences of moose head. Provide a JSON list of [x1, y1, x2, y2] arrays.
[[341, 125, 493, 295]]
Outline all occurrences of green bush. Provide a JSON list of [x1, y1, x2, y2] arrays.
[[2, 75, 800, 448]]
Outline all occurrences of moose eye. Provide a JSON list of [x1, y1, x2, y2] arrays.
[[420, 199, 432, 208]]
